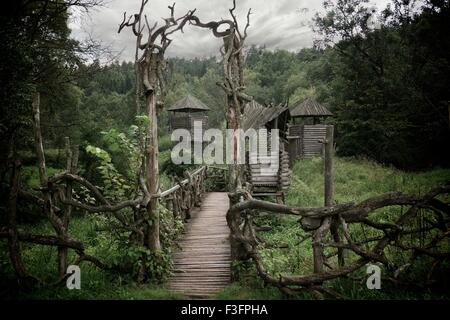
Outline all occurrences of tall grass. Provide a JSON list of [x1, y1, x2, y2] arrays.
[[286, 156, 450, 207]]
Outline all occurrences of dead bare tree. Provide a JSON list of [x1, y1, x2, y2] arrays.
[[118, 1, 197, 258], [187, 0, 253, 191]]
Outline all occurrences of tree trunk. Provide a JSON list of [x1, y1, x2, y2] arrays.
[[32, 91, 68, 277], [225, 34, 245, 191], [8, 158, 38, 289], [145, 91, 161, 252], [32, 92, 47, 186]]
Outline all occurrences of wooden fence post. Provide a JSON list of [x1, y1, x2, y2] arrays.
[[324, 125, 344, 266], [324, 125, 334, 207], [313, 125, 335, 273]]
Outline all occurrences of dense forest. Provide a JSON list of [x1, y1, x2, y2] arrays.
[[0, 0, 449, 301], [3, 1, 449, 171]]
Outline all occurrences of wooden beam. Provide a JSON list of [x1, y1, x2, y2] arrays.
[[324, 125, 334, 207]]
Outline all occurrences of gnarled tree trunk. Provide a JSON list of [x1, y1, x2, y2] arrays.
[[118, 1, 197, 278]]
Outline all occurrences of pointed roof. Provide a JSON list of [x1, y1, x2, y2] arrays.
[[167, 94, 210, 112], [290, 98, 333, 117], [242, 100, 290, 131]]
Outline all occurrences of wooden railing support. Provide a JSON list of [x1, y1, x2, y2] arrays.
[[313, 125, 335, 273]]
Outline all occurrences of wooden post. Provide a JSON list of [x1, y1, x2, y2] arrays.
[[173, 192, 180, 218], [326, 125, 345, 266], [312, 217, 330, 273], [324, 125, 334, 207], [299, 124, 304, 158], [312, 125, 334, 273]]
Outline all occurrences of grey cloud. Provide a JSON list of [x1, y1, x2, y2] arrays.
[[70, 0, 389, 61]]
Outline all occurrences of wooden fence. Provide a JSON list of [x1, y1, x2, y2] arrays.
[[287, 124, 328, 166], [160, 165, 228, 220], [227, 184, 450, 297], [0, 161, 226, 287], [161, 166, 206, 220]]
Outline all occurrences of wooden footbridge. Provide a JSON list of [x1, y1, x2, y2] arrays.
[[161, 167, 231, 298], [168, 192, 230, 298]]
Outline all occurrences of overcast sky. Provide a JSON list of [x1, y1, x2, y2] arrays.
[[70, 0, 390, 61]]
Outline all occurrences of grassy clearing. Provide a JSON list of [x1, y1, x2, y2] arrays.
[[286, 156, 450, 206]]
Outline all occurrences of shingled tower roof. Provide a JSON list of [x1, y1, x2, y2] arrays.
[[290, 98, 332, 117], [167, 94, 210, 112]]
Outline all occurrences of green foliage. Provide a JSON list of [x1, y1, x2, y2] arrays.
[[286, 157, 450, 207], [312, 0, 450, 169], [134, 115, 150, 128], [75, 116, 179, 283], [0, 216, 183, 300], [100, 127, 142, 180], [83, 115, 152, 197], [237, 1, 450, 169], [78, 90, 136, 148], [21, 165, 61, 189], [85, 145, 131, 200], [144, 251, 173, 282], [215, 282, 284, 300], [158, 135, 172, 152], [142, 204, 184, 281], [0, 0, 102, 169]]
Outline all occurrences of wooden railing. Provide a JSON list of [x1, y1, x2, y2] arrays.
[[159, 165, 228, 220], [227, 126, 450, 297], [227, 185, 450, 298], [161, 166, 207, 220]]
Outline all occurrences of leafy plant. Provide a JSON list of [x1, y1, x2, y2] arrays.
[[85, 145, 131, 201]]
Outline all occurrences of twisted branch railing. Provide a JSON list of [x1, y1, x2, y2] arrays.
[[161, 166, 206, 220], [1, 153, 210, 287], [226, 185, 450, 297]]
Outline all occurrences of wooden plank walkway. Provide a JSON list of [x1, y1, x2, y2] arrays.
[[168, 192, 231, 299]]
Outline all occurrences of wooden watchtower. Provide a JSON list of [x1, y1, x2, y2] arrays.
[[287, 98, 333, 165], [168, 94, 210, 138]]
